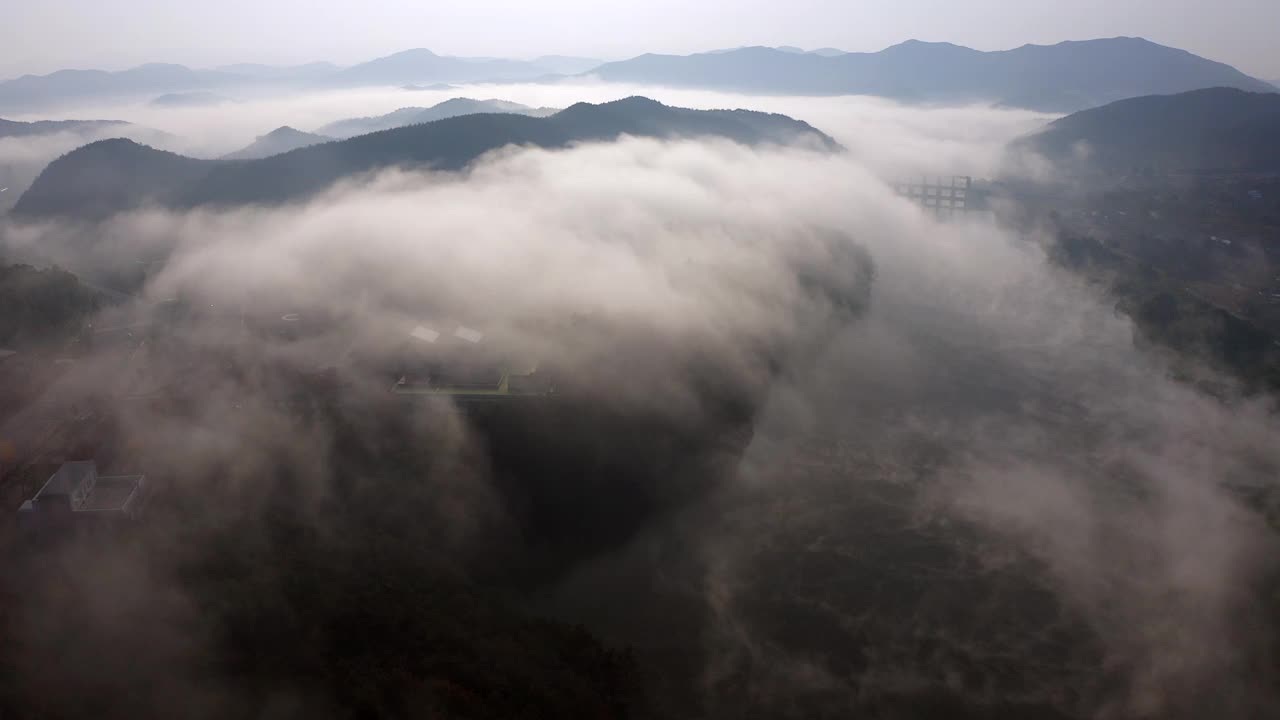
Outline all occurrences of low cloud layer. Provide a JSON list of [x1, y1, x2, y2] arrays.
[[0, 125, 172, 211], [6, 80, 1053, 168], [1, 91, 1277, 718]]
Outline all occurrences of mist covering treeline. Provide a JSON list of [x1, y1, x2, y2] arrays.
[[0, 129, 885, 718], [1016, 87, 1280, 174], [1, 82, 1279, 720], [0, 263, 98, 347], [12, 97, 834, 218]]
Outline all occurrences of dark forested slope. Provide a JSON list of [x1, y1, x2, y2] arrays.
[[1015, 87, 1280, 174], [12, 139, 215, 218], [13, 97, 837, 218]]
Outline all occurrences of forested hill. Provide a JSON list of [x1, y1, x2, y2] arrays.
[[1015, 87, 1280, 174], [317, 98, 557, 139], [587, 38, 1275, 112], [222, 126, 331, 160], [12, 97, 837, 218], [11, 139, 214, 219], [0, 117, 130, 138], [0, 263, 99, 347]]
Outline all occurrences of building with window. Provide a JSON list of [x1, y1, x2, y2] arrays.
[[17, 461, 147, 534]]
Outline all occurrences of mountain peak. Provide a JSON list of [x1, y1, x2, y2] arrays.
[[1019, 86, 1280, 174], [607, 96, 665, 108], [78, 137, 146, 153], [559, 96, 666, 115], [591, 37, 1273, 112], [263, 125, 308, 137], [882, 38, 970, 52], [1024, 36, 1159, 51], [19, 100, 834, 217], [222, 126, 330, 160], [315, 97, 555, 139], [385, 48, 438, 59]]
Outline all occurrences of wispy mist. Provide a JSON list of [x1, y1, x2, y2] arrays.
[[2, 88, 1277, 718]]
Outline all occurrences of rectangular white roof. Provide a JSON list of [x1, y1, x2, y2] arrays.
[[409, 325, 440, 343]]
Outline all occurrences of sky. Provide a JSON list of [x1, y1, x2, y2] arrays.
[[2, 0, 1279, 80]]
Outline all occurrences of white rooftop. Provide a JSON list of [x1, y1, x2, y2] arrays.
[[409, 325, 440, 343]]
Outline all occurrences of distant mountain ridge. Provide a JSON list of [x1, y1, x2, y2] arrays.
[[222, 126, 331, 160], [0, 53, 590, 112], [318, 50, 607, 88], [587, 37, 1276, 112], [0, 52, 586, 111], [0, 117, 130, 138], [213, 61, 339, 81], [326, 49, 558, 87], [317, 98, 559, 138], [149, 91, 233, 107], [13, 97, 837, 218], [709, 46, 846, 57], [526, 56, 604, 75], [2, 39, 1271, 113], [0, 63, 243, 112], [1013, 87, 1280, 174]]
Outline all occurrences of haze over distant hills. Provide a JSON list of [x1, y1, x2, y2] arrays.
[[588, 37, 1276, 112], [213, 61, 340, 81], [222, 126, 331, 160], [13, 97, 837, 218], [523, 56, 604, 75], [323, 49, 585, 87], [0, 117, 129, 139], [1015, 87, 1280, 174], [317, 98, 559, 139], [711, 46, 848, 57], [0, 116, 167, 211], [402, 83, 459, 92], [0, 52, 592, 112], [0, 38, 1272, 114], [0, 63, 243, 112], [149, 91, 233, 108]]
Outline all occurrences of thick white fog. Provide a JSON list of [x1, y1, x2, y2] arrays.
[[3, 83, 1278, 717]]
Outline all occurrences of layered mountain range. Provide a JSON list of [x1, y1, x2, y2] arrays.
[[12, 97, 837, 218], [1, 38, 1273, 113]]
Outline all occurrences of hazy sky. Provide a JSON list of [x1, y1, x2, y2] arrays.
[[4, 0, 1279, 79]]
